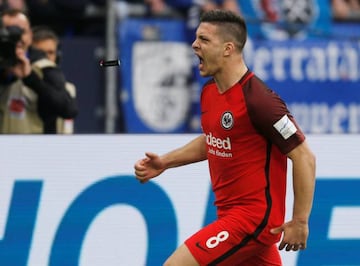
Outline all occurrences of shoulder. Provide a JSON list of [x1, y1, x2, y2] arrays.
[[243, 75, 286, 113]]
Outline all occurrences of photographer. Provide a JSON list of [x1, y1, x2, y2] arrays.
[[0, 9, 78, 134], [31, 25, 77, 134]]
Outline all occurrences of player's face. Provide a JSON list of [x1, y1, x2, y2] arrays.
[[192, 22, 226, 77]]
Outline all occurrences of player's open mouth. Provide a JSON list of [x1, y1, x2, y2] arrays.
[[197, 55, 204, 68]]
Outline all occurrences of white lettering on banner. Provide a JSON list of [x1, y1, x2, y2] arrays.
[[290, 103, 360, 133], [328, 207, 360, 239], [244, 39, 360, 81]]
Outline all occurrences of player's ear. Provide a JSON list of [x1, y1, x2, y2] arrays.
[[223, 42, 234, 56]]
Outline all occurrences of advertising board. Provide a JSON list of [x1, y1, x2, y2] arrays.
[[0, 135, 359, 265]]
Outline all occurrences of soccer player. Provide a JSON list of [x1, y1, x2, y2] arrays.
[[134, 9, 316, 266]]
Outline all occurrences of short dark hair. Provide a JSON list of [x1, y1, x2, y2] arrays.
[[32, 25, 59, 44], [200, 9, 247, 52]]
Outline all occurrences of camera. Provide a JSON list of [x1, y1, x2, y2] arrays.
[[0, 18, 23, 68]]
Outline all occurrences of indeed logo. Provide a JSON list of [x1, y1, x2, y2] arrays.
[[206, 132, 231, 150]]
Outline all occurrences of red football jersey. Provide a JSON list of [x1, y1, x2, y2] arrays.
[[200, 70, 305, 245]]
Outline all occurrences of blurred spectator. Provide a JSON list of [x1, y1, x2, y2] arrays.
[[141, 0, 242, 39], [238, 0, 324, 40], [143, 0, 242, 44], [144, 0, 241, 18], [202, 0, 241, 13], [332, 0, 360, 21], [32, 26, 61, 64], [0, 9, 78, 134], [144, 0, 170, 16], [26, 0, 106, 36], [0, 0, 27, 13], [32, 25, 78, 134]]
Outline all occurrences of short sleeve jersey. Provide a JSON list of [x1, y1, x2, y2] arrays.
[[200, 70, 305, 245]]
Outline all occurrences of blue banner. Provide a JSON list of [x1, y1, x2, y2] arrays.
[[244, 38, 360, 133], [118, 19, 194, 133], [118, 17, 359, 134]]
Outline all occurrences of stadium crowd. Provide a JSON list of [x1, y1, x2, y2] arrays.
[[2, 0, 360, 38], [1, 0, 359, 134]]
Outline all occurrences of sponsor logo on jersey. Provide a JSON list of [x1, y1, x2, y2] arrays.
[[206, 132, 231, 150], [273, 114, 297, 139], [221, 111, 234, 130]]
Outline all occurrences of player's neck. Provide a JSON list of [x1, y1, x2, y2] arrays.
[[214, 61, 248, 94]]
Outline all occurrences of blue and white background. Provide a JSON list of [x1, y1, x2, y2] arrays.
[[1, 1, 359, 265], [118, 0, 360, 134], [0, 135, 359, 265]]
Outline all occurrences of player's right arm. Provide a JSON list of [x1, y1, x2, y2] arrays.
[[134, 135, 207, 183]]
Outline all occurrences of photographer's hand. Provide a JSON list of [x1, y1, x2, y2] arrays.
[[10, 45, 31, 78]]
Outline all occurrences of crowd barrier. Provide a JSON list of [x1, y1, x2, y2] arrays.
[[0, 134, 359, 265]]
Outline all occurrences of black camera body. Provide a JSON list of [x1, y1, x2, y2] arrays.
[[0, 19, 23, 68]]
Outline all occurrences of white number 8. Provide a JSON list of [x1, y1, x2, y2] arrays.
[[206, 231, 230, 249]]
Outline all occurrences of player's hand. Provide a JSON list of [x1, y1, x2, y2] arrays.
[[270, 220, 309, 251], [134, 152, 165, 184]]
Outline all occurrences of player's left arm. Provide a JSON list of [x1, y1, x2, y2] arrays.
[[271, 140, 316, 251], [288, 140, 316, 231], [246, 77, 316, 250]]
